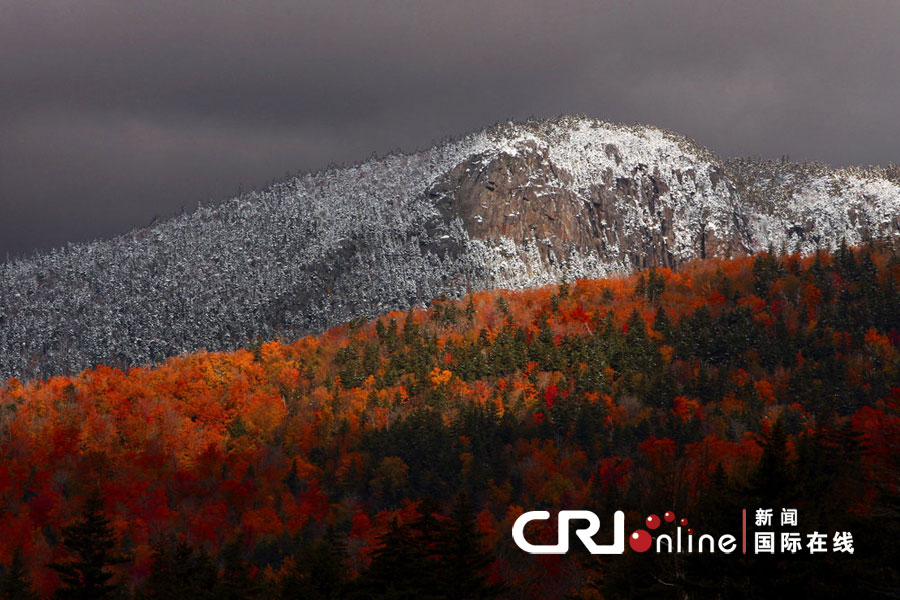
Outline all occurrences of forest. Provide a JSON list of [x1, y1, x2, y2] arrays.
[[1, 242, 899, 598]]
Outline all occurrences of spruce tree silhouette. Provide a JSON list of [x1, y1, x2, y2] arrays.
[[439, 493, 503, 599], [216, 533, 262, 600], [354, 517, 431, 600], [352, 497, 502, 600], [279, 537, 347, 600], [145, 537, 218, 600], [47, 489, 124, 599], [1, 549, 37, 600]]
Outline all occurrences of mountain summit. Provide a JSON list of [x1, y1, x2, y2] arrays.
[[2, 116, 899, 379]]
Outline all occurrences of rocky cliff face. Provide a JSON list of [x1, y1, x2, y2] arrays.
[[2, 116, 899, 379], [430, 127, 751, 285]]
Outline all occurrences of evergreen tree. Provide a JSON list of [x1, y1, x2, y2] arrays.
[[752, 251, 784, 299], [48, 489, 125, 600], [464, 297, 476, 327], [646, 269, 665, 303], [437, 493, 503, 599], [746, 420, 795, 507], [352, 517, 432, 600], [279, 538, 347, 600], [145, 538, 218, 600], [836, 238, 858, 281], [624, 309, 657, 373], [652, 306, 671, 340], [1, 549, 36, 600], [353, 497, 501, 600], [216, 534, 262, 600], [283, 458, 302, 496]]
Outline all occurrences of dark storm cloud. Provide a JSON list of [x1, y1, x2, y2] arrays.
[[2, 0, 899, 257]]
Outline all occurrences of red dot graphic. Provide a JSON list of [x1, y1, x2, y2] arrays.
[[679, 517, 689, 527], [688, 528, 694, 534], [645, 514, 661, 530], [629, 529, 653, 552], [664, 511, 675, 523]]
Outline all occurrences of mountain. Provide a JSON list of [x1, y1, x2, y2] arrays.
[[2, 115, 899, 379]]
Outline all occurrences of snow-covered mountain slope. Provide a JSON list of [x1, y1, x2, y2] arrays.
[[726, 157, 900, 254], [2, 116, 899, 379]]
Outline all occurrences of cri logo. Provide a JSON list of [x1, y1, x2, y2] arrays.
[[514, 508, 854, 556], [512, 510, 626, 554], [512, 509, 725, 555]]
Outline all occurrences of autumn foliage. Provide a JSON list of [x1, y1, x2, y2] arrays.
[[1, 242, 900, 597]]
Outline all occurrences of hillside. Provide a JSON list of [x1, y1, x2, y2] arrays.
[[1, 245, 898, 598], [3, 116, 900, 379]]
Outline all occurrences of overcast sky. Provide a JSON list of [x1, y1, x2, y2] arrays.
[[2, 1, 899, 258]]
